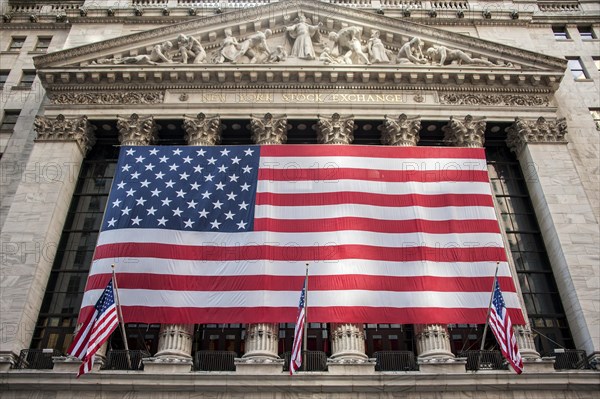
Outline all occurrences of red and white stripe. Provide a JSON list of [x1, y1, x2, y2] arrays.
[[490, 302, 523, 374], [82, 145, 525, 325]]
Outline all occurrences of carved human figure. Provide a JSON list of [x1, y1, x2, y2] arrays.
[[426, 46, 495, 66], [319, 47, 344, 64], [285, 14, 322, 60], [215, 28, 242, 63], [250, 113, 288, 145], [367, 30, 390, 64], [233, 29, 272, 64], [268, 46, 288, 63], [397, 37, 427, 64], [176, 34, 206, 64], [328, 26, 370, 65], [317, 113, 355, 145], [107, 41, 174, 65]]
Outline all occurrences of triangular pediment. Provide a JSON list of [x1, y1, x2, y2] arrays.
[[34, 0, 566, 90]]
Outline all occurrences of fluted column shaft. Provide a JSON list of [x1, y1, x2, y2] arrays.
[[155, 324, 195, 359], [415, 324, 454, 359], [330, 323, 368, 360], [243, 323, 280, 359]]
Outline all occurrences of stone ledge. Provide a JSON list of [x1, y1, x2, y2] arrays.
[[418, 358, 468, 374], [235, 358, 285, 375], [142, 357, 193, 373]]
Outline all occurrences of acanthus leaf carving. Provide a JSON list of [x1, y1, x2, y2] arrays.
[[183, 113, 222, 146], [506, 116, 568, 154], [439, 93, 549, 107], [317, 113, 355, 145], [443, 115, 486, 148], [49, 92, 164, 105], [117, 113, 158, 146], [380, 114, 421, 147], [34, 114, 97, 154], [250, 113, 288, 145]]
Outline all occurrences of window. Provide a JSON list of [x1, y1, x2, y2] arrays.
[[18, 71, 36, 88], [34, 37, 52, 52], [8, 37, 26, 51], [591, 109, 600, 131], [578, 26, 596, 40], [552, 26, 569, 40], [1, 110, 20, 131], [593, 56, 600, 72], [0, 71, 8, 88], [566, 57, 589, 80]]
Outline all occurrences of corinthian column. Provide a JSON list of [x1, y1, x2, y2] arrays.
[[250, 113, 288, 145], [442, 115, 486, 148], [316, 113, 354, 145], [379, 114, 421, 147], [0, 115, 95, 371], [183, 113, 222, 146], [414, 324, 454, 359]]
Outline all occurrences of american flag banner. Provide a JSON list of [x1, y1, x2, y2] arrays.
[[80, 144, 525, 325], [290, 279, 306, 375], [68, 278, 118, 377], [489, 280, 524, 374]]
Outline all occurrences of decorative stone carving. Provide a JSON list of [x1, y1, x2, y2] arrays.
[[94, 41, 174, 65], [443, 115, 486, 148], [514, 325, 541, 360], [243, 323, 279, 360], [397, 37, 427, 64], [268, 46, 288, 63], [328, 26, 371, 65], [506, 116, 567, 154], [330, 323, 368, 362], [439, 93, 549, 107], [175, 34, 206, 64], [183, 113, 221, 146], [367, 30, 391, 64], [49, 92, 164, 105], [250, 113, 288, 145], [317, 113, 354, 145], [233, 30, 273, 64], [415, 324, 454, 360], [380, 114, 421, 146], [117, 113, 158, 146], [34, 114, 96, 154], [155, 324, 194, 360], [285, 13, 322, 60], [426, 45, 498, 67], [214, 28, 241, 64]]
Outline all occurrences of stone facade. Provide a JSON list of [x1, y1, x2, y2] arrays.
[[0, 0, 598, 396]]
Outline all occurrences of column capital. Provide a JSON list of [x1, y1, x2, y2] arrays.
[[317, 113, 354, 145], [183, 113, 222, 146], [442, 115, 486, 148], [250, 113, 288, 145], [379, 114, 421, 146], [506, 117, 568, 154], [34, 114, 97, 155], [117, 113, 158, 146]]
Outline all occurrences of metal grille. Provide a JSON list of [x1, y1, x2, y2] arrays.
[[460, 350, 508, 371], [195, 350, 237, 371], [374, 351, 419, 371], [282, 351, 328, 372], [552, 349, 590, 370], [103, 350, 149, 371], [15, 349, 62, 369]]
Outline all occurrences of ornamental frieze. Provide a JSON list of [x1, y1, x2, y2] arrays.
[[49, 92, 164, 105], [439, 93, 550, 107]]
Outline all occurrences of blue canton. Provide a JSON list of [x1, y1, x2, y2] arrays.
[[103, 146, 260, 233], [492, 281, 506, 316], [96, 280, 115, 313]]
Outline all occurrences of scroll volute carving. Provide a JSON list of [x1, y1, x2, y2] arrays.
[[506, 116, 567, 153], [380, 114, 421, 146], [183, 113, 221, 146], [442, 115, 486, 148], [317, 113, 355, 145], [250, 113, 288, 145], [117, 113, 158, 146], [34, 114, 97, 154]]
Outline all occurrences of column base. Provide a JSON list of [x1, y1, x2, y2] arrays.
[[143, 357, 193, 373], [0, 352, 18, 372], [327, 358, 376, 375], [329, 350, 369, 362], [52, 356, 82, 373], [241, 350, 279, 360], [235, 357, 284, 374], [418, 358, 467, 373], [522, 357, 555, 373]]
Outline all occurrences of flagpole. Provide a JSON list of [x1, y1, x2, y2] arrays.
[[111, 264, 131, 369], [480, 261, 500, 351], [302, 263, 309, 372]]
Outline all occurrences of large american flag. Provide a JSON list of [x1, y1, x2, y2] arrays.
[[290, 279, 306, 375], [80, 144, 525, 325], [68, 278, 118, 377], [489, 279, 523, 374]]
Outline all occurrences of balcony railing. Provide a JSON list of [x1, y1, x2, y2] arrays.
[[282, 351, 328, 372], [552, 349, 590, 370], [14, 349, 62, 370], [103, 349, 149, 371], [374, 351, 419, 371], [195, 350, 237, 371], [460, 350, 508, 371]]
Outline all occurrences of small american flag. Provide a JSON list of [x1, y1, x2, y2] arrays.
[[68, 278, 119, 377], [290, 280, 306, 375], [489, 279, 523, 374]]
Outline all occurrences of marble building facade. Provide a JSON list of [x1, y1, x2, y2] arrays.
[[0, 0, 599, 397]]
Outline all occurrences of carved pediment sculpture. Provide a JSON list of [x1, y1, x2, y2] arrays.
[[443, 115, 486, 148], [328, 26, 371, 65], [250, 113, 288, 145], [317, 113, 355, 145], [284, 13, 322, 61], [183, 113, 222, 146], [380, 114, 421, 147]]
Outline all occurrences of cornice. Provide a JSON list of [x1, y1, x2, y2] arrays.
[[32, 0, 568, 71]]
